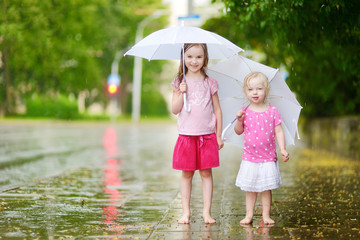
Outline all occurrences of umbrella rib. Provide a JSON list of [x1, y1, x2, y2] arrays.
[[239, 56, 278, 80], [239, 56, 252, 72], [172, 26, 180, 44], [206, 69, 243, 83], [267, 95, 302, 106], [149, 45, 164, 60]]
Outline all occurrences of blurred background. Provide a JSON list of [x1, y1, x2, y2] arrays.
[[1, 0, 359, 121], [0, 1, 359, 238]]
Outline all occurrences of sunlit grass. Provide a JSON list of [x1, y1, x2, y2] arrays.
[[297, 148, 360, 168]]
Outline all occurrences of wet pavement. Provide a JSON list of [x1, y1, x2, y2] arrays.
[[0, 120, 359, 239]]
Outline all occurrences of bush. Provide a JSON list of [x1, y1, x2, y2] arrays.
[[125, 90, 169, 117], [25, 94, 79, 119], [141, 90, 169, 116]]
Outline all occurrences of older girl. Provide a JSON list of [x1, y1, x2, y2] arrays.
[[172, 43, 223, 224]]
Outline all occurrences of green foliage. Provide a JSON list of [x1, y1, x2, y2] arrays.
[[125, 89, 169, 117], [138, 59, 169, 116], [141, 90, 169, 116], [209, 0, 360, 117], [25, 94, 79, 119], [0, 0, 168, 117]]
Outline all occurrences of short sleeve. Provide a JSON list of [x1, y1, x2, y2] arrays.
[[171, 77, 181, 90], [272, 106, 283, 126], [208, 77, 219, 96]]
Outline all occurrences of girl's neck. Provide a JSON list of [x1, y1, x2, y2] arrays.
[[249, 102, 269, 112], [186, 72, 205, 81]]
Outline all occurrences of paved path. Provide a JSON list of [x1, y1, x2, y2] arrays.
[[0, 121, 359, 239]]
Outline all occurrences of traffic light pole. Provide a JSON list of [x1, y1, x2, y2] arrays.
[[107, 49, 126, 119]]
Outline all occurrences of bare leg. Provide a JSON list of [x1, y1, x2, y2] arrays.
[[240, 192, 257, 225], [260, 190, 275, 225], [199, 169, 216, 224], [178, 171, 194, 224]]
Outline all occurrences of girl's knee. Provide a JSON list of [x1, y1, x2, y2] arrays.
[[261, 190, 272, 196], [182, 171, 195, 179], [199, 169, 212, 178]]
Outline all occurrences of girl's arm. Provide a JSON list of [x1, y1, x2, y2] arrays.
[[212, 93, 224, 150], [275, 124, 289, 162], [171, 82, 186, 115], [234, 110, 245, 135]]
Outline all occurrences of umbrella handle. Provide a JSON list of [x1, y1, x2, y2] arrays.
[[221, 117, 237, 140], [183, 93, 191, 112], [222, 105, 249, 140], [181, 45, 190, 112]]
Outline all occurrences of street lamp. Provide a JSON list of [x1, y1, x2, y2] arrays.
[[131, 10, 168, 122]]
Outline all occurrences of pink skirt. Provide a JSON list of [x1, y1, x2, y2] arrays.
[[173, 133, 219, 171]]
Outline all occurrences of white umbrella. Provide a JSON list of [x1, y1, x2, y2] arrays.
[[124, 25, 244, 60], [124, 25, 244, 112], [207, 55, 302, 147]]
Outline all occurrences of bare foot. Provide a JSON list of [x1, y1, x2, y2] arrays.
[[178, 214, 190, 224], [203, 214, 216, 224], [263, 216, 275, 225], [240, 216, 253, 225]]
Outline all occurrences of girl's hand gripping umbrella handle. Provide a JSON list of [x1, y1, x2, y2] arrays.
[[221, 104, 250, 141], [221, 117, 237, 140]]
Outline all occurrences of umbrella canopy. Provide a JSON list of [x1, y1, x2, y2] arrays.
[[207, 55, 302, 147], [124, 25, 244, 60]]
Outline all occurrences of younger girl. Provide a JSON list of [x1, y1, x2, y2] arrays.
[[171, 43, 224, 224], [234, 72, 289, 225]]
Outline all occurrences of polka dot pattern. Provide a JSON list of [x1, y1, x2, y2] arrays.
[[242, 105, 282, 163]]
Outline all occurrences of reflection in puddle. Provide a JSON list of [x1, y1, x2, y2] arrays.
[[202, 224, 216, 240], [257, 220, 272, 240], [181, 224, 191, 240], [180, 224, 216, 240], [102, 127, 123, 232], [241, 222, 272, 240]]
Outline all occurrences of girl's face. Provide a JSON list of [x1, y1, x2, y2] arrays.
[[184, 45, 205, 74], [245, 77, 267, 104]]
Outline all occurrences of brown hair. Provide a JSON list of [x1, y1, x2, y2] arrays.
[[176, 43, 209, 81]]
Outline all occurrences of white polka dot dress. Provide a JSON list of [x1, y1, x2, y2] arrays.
[[235, 105, 283, 192]]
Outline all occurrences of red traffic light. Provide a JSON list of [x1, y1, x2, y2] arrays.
[[107, 83, 118, 95]]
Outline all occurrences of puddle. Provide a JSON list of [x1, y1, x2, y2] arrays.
[[0, 122, 359, 239]]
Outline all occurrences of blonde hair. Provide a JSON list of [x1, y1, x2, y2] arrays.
[[176, 43, 209, 81], [243, 72, 270, 98]]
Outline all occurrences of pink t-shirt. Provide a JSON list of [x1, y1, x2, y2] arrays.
[[242, 105, 282, 163], [172, 76, 218, 136]]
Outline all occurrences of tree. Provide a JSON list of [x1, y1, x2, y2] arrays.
[[208, 0, 360, 117], [0, 0, 167, 117]]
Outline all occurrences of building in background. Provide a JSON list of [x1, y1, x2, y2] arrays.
[[163, 0, 223, 27]]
